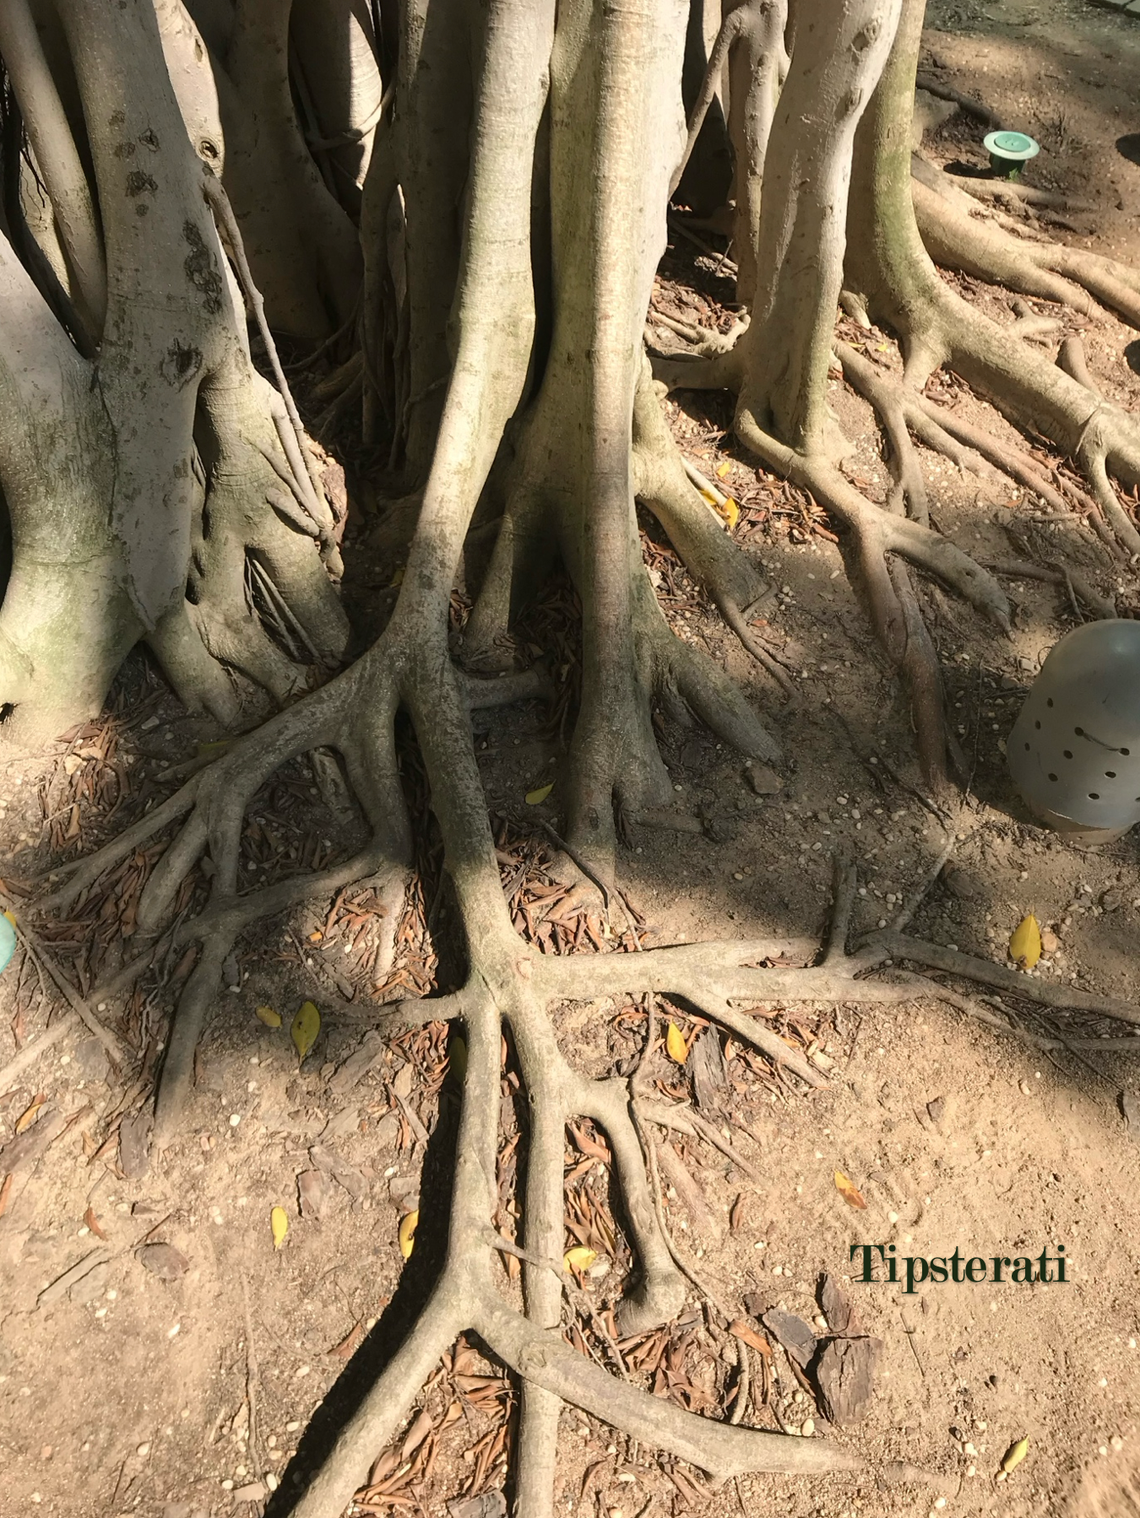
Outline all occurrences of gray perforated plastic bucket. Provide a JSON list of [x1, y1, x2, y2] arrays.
[[1007, 619, 1140, 837]]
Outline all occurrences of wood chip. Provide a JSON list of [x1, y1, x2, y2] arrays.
[[446, 1491, 507, 1518], [136, 1242, 189, 1281], [329, 1029, 387, 1095], [118, 1110, 153, 1180], [819, 1273, 855, 1336], [728, 1319, 771, 1356], [761, 1308, 817, 1368], [298, 1169, 335, 1220], [689, 1027, 727, 1114], [813, 1335, 882, 1424]]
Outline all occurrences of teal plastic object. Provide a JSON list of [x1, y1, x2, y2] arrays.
[[0, 912, 16, 974], [983, 130, 1040, 179]]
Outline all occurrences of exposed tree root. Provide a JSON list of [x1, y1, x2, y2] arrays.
[[911, 172, 1140, 332], [52, 728, 1140, 1518], [647, 320, 1010, 786], [845, 0, 1140, 573], [834, 340, 1118, 548], [21, 2, 1140, 1514], [650, 0, 1140, 787]]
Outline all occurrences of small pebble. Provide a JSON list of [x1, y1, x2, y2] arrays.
[[136, 1443, 150, 1457], [801, 1418, 815, 1437]]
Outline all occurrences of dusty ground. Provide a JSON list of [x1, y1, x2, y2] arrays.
[[4, 7, 1140, 1518]]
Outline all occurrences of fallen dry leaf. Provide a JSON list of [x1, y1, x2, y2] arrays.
[[1009, 914, 1042, 971], [834, 1169, 867, 1210], [666, 1022, 689, 1065], [728, 1319, 771, 1356], [291, 1001, 321, 1064], [399, 1209, 419, 1259], [400, 1408, 433, 1461], [15, 1094, 46, 1135], [83, 1206, 107, 1241], [271, 1206, 289, 1249], [1001, 1436, 1029, 1474], [563, 1245, 596, 1274]]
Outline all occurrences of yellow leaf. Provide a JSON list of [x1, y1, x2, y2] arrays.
[[271, 1206, 289, 1249], [1001, 1436, 1029, 1474], [389, 566, 405, 587], [255, 1005, 282, 1028], [715, 460, 731, 479], [1009, 914, 1041, 970], [398, 1210, 419, 1259], [563, 1246, 596, 1274], [291, 1000, 321, 1065], [449, 1034, 467, 1084], [195, 739, 231, 759], [834, 1169, 867, 1210], [525, 783, 553, 805], [666, 1022, 689, 1064], [15, 1094, 45, 1135], [700, 489, 719, 506], [718, 497, 740, 530]]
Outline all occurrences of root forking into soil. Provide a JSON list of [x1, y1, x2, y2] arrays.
[[13, 0, 1140, 1513]]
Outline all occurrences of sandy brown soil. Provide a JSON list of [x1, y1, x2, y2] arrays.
[[4, 7, 1140, 1518]]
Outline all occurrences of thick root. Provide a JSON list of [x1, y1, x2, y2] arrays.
[[729, 409, 1007, 790], [912, 173, 1140, 332]]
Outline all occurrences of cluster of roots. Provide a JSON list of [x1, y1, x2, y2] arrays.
[[14, 0, 1140, 1514]]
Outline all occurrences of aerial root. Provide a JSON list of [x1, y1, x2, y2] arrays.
[[631, 361, 797, 700]]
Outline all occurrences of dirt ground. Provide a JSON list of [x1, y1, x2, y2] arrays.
[[4, 6, 1140, 1518]]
